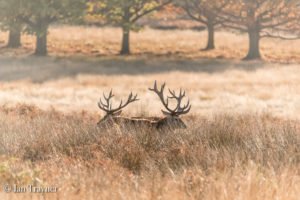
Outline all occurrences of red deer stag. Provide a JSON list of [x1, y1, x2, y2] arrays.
[[149, 81, 191, 130], [97, 90, 162, 130], [97, 82, 191, 131], [97, 90, 141, 127]]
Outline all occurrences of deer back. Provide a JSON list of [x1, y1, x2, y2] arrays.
[[155, 116, 187, 130], [97, 115, 157, 129]]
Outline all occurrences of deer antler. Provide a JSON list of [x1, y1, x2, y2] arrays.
[[149, 81, 191, 116], [98, 90, 139, 116]]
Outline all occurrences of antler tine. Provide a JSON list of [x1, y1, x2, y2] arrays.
[[161, 82, 166, 93], [149, 80, 156, 91], [154, 80, 158, 91], [180, 88, 186, 97], [98, 101, 106, 111], [109, 89, 114, 97], [167, 87, 192, 116], [184, 99, 190, 109], [103, 89, 114, 101], [168, 89, 175, 98], [150, 81, 178, 115], [99, 98, 108, 109], [98, 90, 139, 115], [149, 81, 166, 93], [180, 99, 190, 111], [109, 91, 139, 114], [98, 89, 115, 113], [131, 93, 139, 103], [180, 104, 192, 115], [128, 92, 133, 101], [118, 99, 123, 108], [176, 97, 192, 115], [150, 81, 192, 116]]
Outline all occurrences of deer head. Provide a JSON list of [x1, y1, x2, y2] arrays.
[[149, 81, 191, 130], [97, 90, 139, 125]]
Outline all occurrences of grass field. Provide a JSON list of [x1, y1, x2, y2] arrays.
[[0, 26, 299, 200]]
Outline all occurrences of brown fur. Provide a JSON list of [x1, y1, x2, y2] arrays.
[[97, 115, 187, 131]]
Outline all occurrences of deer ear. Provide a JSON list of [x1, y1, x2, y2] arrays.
[[113, 110, 122, 116], [161, 110, 171, 116]]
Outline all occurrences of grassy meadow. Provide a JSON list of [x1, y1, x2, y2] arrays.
[[0, 26, 299, 200]]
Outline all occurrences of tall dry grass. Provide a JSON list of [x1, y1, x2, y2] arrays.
[[0, 105, 299, 199]]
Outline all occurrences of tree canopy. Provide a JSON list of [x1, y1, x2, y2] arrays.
[[220, 0, 300, 59], [18, 0, 86, 55], [180, 0, 228, 50], [0, 0, 23, 47]]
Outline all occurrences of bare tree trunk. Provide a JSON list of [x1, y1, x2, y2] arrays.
[[34, 22, 49, 56], [203, 23, 215, 51], [7, 26, 21, 48], [120, 27, 130, 55], [120, 6, 131, 55], [35, 32, 48, 56], [244, 28, 261, 60]]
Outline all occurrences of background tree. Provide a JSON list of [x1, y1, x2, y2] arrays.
[[180, 0, 228, 51], [0, 0, 23, 48], [220, 0, 299, 60], [91, 0, 173, 55], [19, 0, 86, 56]]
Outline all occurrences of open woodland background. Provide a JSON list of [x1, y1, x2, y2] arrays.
[[0, 1, 299, 200]]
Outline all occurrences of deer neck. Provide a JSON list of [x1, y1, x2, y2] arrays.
[[155, 117, 170, 129]]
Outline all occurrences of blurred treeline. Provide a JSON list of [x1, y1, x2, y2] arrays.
[[0, 0, 299, 59]]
